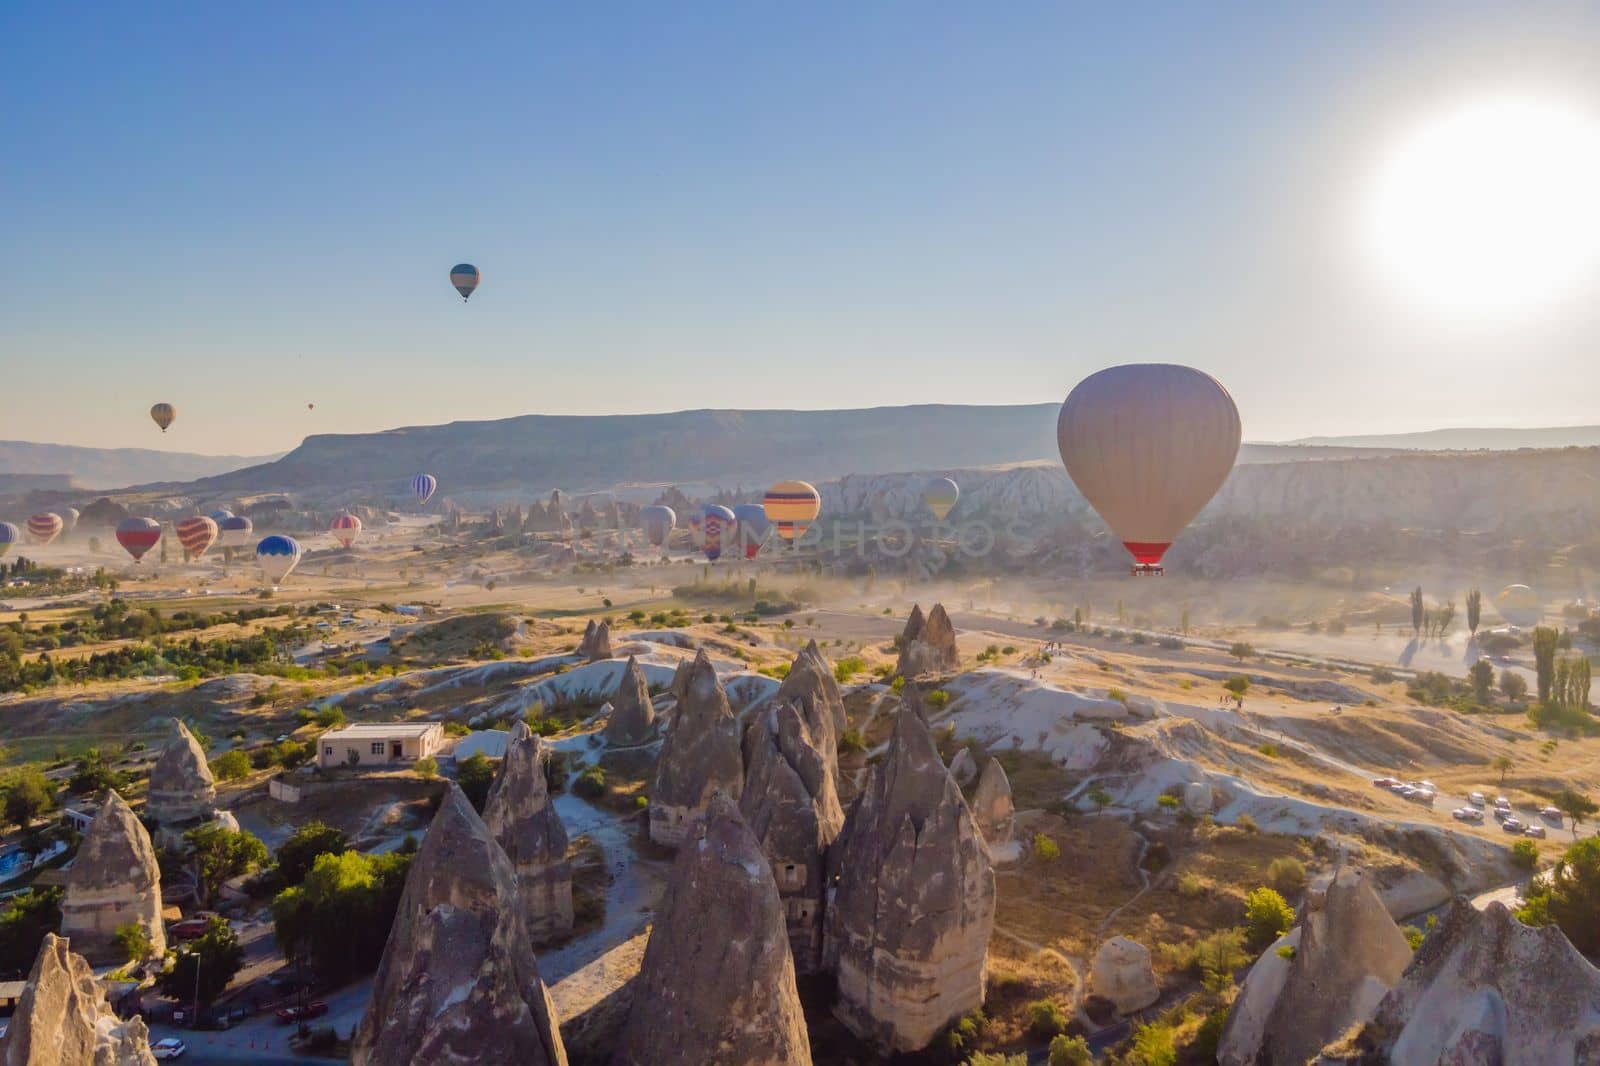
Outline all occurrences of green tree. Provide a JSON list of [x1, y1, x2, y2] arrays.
[[1491, 755, 1513, 788], [1554, 789, 1598, 838], [1032, 833, 1061, 862], [1048, 1034, 1092, 1066], [112, 921, 153, 964], [0, 888, 62, 975], [3, 769, 54, 831], [1466, 588, 1482, 636], [1027, 999, 1070, 1038], [158, 916, 243, 1007], [413, 756, 438, 778], [456, 753, 497, 812], [1224, 675, 1250, 706], [1516, 837, 1600, 956], [1266, 856, 1307, 895], [1469, 659, 1494, 703], [1500, 670, 1528, 702], [1410, 587, 1424, 635], [271, 849, 413, 984], [1087, 787, 1112, 813], [274, 821, 349, 887], [1130, 1021, 1178, 1066], [209, 750, 250, 781], [1244, 886, 1294, 950], [1533, 626, 1559, 705], [1509, 838, 1540, 870], [1228, 642, 1255, 662], [184, 823, 268, 906]]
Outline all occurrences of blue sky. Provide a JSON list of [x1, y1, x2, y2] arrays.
[[5, 3, 1600, 453]]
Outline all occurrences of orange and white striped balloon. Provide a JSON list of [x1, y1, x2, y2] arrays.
[[175, 515, 219, 559], [26, 513, 63, 546], [763, 480, 822, 542]]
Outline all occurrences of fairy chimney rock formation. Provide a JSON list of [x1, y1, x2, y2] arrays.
[[741, 696, 846, 974], [603, 656, 656, 747], [352, 785, 567, 1066], [576, 620, 612, 661], [1090, 937, 1159, 1014], [1356, 898, 1600, 1066], [649, 651, 743, 847], [971, 757, 1016, 849], [895, 603, 960, 678], [948, 747, 978, 788], [784, 641, 849, 738], [147, 718, 216, 825], [614, 793, 812, 1066], [1220, 865, 1413, 1066], [60, 791, 165, 966], [482, 722, 573, 942], [2, 934, 156, 1066], [823, 702, 995, 1052]]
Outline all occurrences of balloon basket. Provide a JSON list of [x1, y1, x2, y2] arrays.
[[1130, 564, 1164, 577]]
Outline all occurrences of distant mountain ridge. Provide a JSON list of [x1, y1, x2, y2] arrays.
[[1282, 425, 1600, 451], [0, 441, 283, 490]]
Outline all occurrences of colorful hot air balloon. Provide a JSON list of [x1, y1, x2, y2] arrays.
[[641, 505, 676, 548], [115, 517, 162, 563], [175, 516, 219, 559], [923, 478, 960, 521], [150, 403, 175, 432], [1056, 364, 1240, 575], [26, 513, 63, 546], [256, 535, 303, 585], [701, 505, 736, 562], [412, 473, 438, 506], [63, 507, 80, 533], [733, 503, 771, 560], [218, 515, 255, 548], [0, 523, 19, 559], [1495, 584, 1541, 628], [208, 508, 235, 523], [687, 510, 706, 549], [763, 480, 822, 542], [449, 264, 480, 301], [330, 513, 363, 549]]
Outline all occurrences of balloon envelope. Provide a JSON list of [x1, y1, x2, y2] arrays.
[[1056, 364, 1240, 570], [63, 508, 80, 532], [1495, 584, 1541, 627], [0, 523, 19, 558], [175, 516, 219, 559], [411, 473, 438, 505], [218, 515, 255, 548], [330, 513, 363, 549], [686, 510, 705, 548], [763, 480, 821, 541], [150, 403, 175, 432], [115, 517, 162, 562], [923, 478, 960, 521], [208, 508, 235, 523], [26, 513, 63, 546], [701, 505, 736, 561], [256, 535, 303, 584], [449, 264, 480, 301], [733, 503, 771, 559], [641, 505, 676, 547]]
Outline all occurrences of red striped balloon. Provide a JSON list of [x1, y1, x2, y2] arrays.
[[330, 513, 362, 549], [115, 517, 162, 563], [175, 515, 219, 559], [26, 513, 63, 546]]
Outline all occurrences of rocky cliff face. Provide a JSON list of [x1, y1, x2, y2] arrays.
[[614, 793, 812, 1066], [650, 651, 743, 847], [1220, 866, 1412, 1066], [146, 718, 216, 826], [1357, 898, 1600, 1065], [823, 701, 995, 1052], [896, 603, 960, 678], [576, 620, 612, 662], [1, 934, 155, 1066], [602, 655, 656, 747], [351, 786, 567, 1066], [61, 792, 165, 966], [481, 722, 573, 942]]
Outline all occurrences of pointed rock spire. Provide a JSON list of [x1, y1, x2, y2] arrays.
[[895, 603, 960, 678], [482, 722, 573, 942], [823, 703, 994, 1052], [576, 619, 613, 661], [352, 786, 567, 1066], [971, 756, 1015, 849], [614, 794, 812, 1066], [61, 791, 165, 966], [777, 641, 848, 747], [3, 934, 156, 1066], [603, 656, 656, 747], [147, 718, 216, 825], [649, 651, 742, 847]]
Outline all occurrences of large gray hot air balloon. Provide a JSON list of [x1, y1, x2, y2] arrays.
[[1057, 364, 1240, 575]]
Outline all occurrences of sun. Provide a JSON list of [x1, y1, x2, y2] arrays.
[[1363, 92, 1600, 319]]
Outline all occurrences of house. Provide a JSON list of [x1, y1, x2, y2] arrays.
[[317, 722, 445, 770]]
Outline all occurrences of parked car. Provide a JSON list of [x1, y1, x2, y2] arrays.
[[152, 1038, 187, 1060], [1541, 806, 1564, 821], [1373, 777, 1401, 788], [1524, 825, 1547, 839], [1501, 817, 1525, 833], [1494, 796, 1512, 810], [1452, 807, 1484, 822], [1468, 792, 1487, 807], [276, 1002, 329, 1024]]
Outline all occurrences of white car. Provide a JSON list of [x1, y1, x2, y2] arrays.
[[1524, 825, 1547, 839], [1502, 817, 1525, 833], [1494, 796, 1511, 809], [152, 1039, 186, 1060], [1468, 792, 1487, 807], [1541, 806, 1563, 821], [1452, 807, 1484, 823]]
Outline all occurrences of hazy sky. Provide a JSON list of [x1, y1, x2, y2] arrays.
[[5, 3, 1600, 454]]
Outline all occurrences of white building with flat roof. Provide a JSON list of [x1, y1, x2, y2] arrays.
[[318, 722, 445, 770]]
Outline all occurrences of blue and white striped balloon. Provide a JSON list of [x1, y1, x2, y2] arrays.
[[256, 535, 303, 585], [0, 522, 19, 559], [411, 473, 438, 506]]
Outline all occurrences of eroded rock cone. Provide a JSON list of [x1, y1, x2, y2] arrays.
[[603, 656, 656, 747], [741, 698, 845, 974], [971, 756, 1015, 849], [576, 619, 613, 661], [1090, 936, 1159, 1015], [895, 603, 960, 678], [649, 651, 742, 847], [614, 793, 812, 1066], [61, 791, 165, 966], [147, 718, 216, 825], [2, 934, 155, 1066], [482, 722, 573, 942], [1356, 898, 1600, 1065], [351, 785, 567, 1066], [823, 699, 995, 1052], [1221, 865, 1412, 1066], [784, 640, 849, 738]]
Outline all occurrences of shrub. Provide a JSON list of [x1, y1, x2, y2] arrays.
[[889, 675, 905, 693], [1245, 886, 1294, 949], [834, 656, 867, 682], [1235, 813, 1259, 833], [1370, 666, 1396, 684], [634, 794, 648, 809], [1275, 944, 1296, 960], [113, 921, 153, 964], [1031, 833, 1060, 862], [1258, 743, 1279, 758], [413, 756, 437, 778], [1193, 1002, 1230, 1062], [573, 765, 607, 800], [1510, 838, 1540, 870], [838, 729, 866, 754], [1177, 872, 1206, 898], [1028, 999, 1070, 1038], [1107, 687, 1128, 703], [1266, 856, 1307, 894], [925, 689, 951, 709], [1157, 794, 1180, 810], [210, 750, 251, 781], [1048, 1034, 1092, 1066], [1402, 924, 1425, 950], [315, 706, 345, 729], [456, 753, 496, 812], [1129, 1020, 1177, 1066]]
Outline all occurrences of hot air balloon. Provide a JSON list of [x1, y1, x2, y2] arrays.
[[26, 513, 63, 546], [449, 264, 480, 301], [1495, 584, 1541, 628], [150, 403, 175, 433], [256, 535, 303, 585], [0, 523, 19, 559], [208, 508, 235, 523], [1056, 364, 1241, 576], [115, 517, 162, 563], [218, 515, 255, 548], [330, 513, 363, 549], [923, 478, 960, 522], [763, 480, 822, 542], [412, 474, 438, 506], [641, 505, 676, 548], [63, 507, 80, 533], [733, 503, 771, 560], [687, 510, 706, 549], [307, 402, 315, 411], [175, 516, 219, 559], [701, 505, 736, 562]]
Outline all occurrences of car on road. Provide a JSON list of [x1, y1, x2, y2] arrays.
[[1494, 796, 1512, 810], [1468, 792, 1487, 807], [152, 1039, 187, 1060], [276, 1001, 329, 1024], [1373, 777, 1401, 788], [1541, 806, 1564, 821], [1452, 807, 1485, 823], [1501, 817, 1524, 833], [1524, 825, 1547, 839]]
